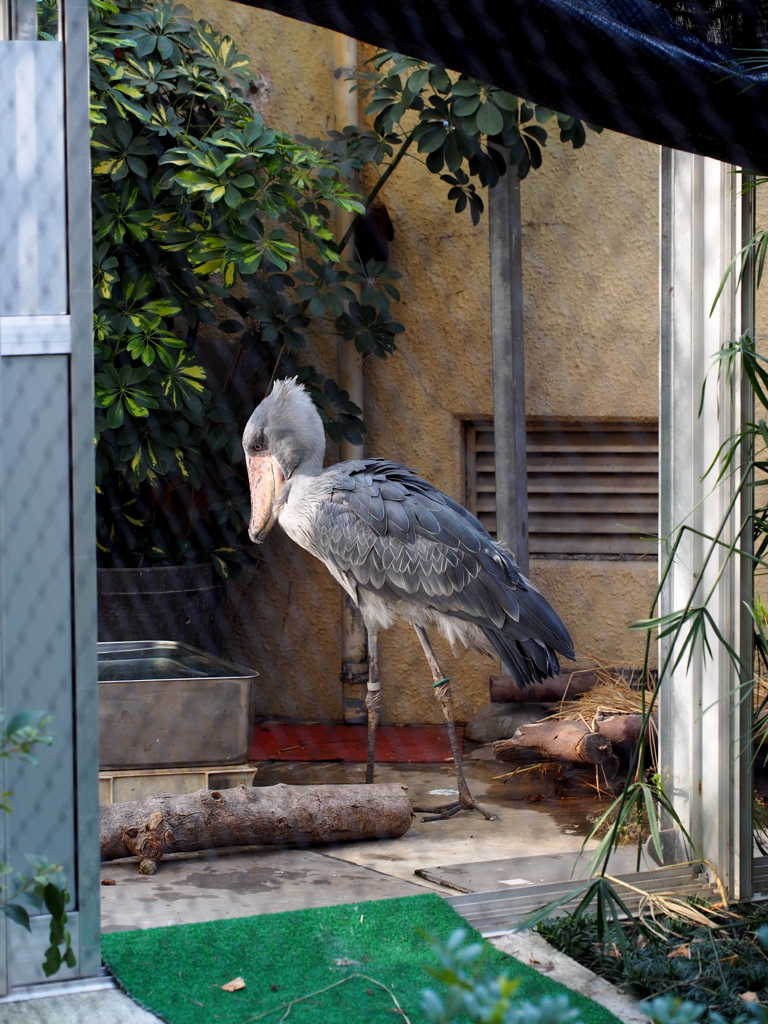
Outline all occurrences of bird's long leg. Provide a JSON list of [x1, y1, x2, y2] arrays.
[[365, 630, 381, 785], [411, 625, 498, 822]]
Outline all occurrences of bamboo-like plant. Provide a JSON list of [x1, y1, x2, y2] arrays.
[[519, 172, 768, 956]]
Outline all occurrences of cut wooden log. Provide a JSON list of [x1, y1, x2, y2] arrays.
[[492, 721, 612, 765], [561, 754, 621, 786], [100, 783, 413, 873], [594, 714, 657, 766], [594, 754, 621, 783], [490, 671, 600, 704]]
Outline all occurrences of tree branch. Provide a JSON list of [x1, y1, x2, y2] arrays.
[[336, 132, 414, 257]]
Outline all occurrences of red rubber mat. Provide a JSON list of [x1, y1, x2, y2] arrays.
[[250, 723, 463, 763]]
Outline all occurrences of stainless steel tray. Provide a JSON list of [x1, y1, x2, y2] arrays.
[[98, 640, 258, 770]]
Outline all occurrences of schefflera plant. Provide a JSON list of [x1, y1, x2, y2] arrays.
[[89, 0, 397, 574], [89, 0, 598, 576]]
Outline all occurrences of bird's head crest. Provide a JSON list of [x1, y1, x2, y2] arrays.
[[243, 377, 324, 475], [268, 376, 310, 403]]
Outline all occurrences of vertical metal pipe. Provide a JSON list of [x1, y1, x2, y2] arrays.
[[332, 33, 368, 724], [489, 165, 529, 577], [12, 0, 36, 39], [0, 221, 6, 1002], [63, 0, 101, 973], [333, 34, 364, 441], [735, 173, 755, 901], [0, 31, 8, 992]]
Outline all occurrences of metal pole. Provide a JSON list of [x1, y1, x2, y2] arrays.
[[63, 0, 101, 974], [11, 0, 35, 39], [489, 165, 529, 576], [735, 174, 755, 901], [332, 33, 368, 724]]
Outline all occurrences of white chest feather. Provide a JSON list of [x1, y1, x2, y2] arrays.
[[276, 475, 357, 596]]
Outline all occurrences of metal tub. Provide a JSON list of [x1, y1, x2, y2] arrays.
[[98, 640, 258, 770]]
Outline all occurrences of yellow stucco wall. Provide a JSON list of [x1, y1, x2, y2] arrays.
[[188, 2, 661, 723], [520, 130, 659, 679]]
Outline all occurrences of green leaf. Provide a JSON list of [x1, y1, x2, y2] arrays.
[[428, 66, 451, 92], [6, 711, 40, 735], [106, 401, 124, 429], [408, 66, 429, 93], [476, 101, 504, 136], [43, 882, 67, 918], [42, 945, 62, 978], [524, 124, 548, 145], [493, 91, 518, 112], [141, 299, 181, 317], [451, 79, 480, 97], [3, 904, 31, 931], [453, 94, 480, 117], [415, 126, 448, 154]]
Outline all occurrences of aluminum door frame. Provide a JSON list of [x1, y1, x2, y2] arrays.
[[659, 150, 754, 900], [0, 0, 99, 991]]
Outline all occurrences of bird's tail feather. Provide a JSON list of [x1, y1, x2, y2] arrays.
[[514, 586, 576, 661], [485, 629, 562, 688]]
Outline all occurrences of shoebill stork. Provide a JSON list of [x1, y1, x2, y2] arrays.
[[244, 378, 575, 820]]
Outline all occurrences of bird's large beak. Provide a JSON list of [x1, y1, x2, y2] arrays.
[[247, 454, 285, 543]]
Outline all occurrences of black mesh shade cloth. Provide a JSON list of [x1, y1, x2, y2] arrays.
[[230, 0, 768, 169]]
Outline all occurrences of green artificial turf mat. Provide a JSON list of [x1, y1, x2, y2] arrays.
[[102, 892, 622, 1024]]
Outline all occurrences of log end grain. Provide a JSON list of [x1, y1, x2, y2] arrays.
[[493, 721, 612, 765]]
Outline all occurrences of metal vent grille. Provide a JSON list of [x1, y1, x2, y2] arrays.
[[464, 419, 658, 558]]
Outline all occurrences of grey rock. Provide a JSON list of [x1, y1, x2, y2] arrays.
[[465, 702, 552, 743]]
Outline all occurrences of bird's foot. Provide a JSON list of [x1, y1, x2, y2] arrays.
[[413, 794, 499, 822]]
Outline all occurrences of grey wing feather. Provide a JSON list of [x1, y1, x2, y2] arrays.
[[312, 459, 575, 685]]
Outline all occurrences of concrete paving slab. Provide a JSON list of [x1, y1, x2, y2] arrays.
[[101, 846, 424, 931], [0, 982, 163, 1023], [100, 758, 617, 919], [262, 760, 607, 893], [490, 930, 650, 1023], [416, 845, 659, 893]]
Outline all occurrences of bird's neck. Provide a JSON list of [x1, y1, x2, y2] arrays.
[[293, 450, 324, 478]]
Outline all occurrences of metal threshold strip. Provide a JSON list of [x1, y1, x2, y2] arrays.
[[446, 862, 719, 936], [0, 973, 114, 1003], [750, 856, 768, 899]]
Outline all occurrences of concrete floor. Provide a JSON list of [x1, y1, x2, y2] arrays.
[[1, 749, 649, 1022], [101, 750, 627, 931]]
